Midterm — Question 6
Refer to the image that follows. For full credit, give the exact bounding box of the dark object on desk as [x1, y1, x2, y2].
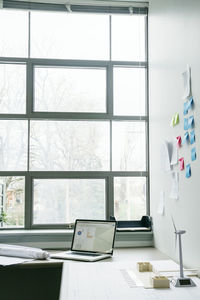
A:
[0, 262, 63, 300]
[110, 215, 152, 232]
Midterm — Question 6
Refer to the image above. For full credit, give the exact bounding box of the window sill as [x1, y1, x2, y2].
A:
[0, 229, 153, 249]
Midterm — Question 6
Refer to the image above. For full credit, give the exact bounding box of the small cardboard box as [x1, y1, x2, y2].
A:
[151, 276, 170, 288]
[137, 262, 153, 272]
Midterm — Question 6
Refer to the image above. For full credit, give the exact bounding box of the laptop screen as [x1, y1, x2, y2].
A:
[71, 220, 116, 254]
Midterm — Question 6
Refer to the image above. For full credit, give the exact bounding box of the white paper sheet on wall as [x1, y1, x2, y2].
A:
[182, 64, 191, 100]
[157, 190, 165, 215]
[170, 171, 179, 200]
[169, 138, 178, 166]
[160, 141, 171, 172]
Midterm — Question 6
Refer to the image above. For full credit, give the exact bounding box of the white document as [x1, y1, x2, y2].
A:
[151, 259, 198, 277]
[0, 255, 33, 266]
[160, 141, 171, 172]
[157, 190, 165, 215]
[169, 139, 178, 166]
[151, 259, 180, 273]
[170, 171, 179, 200]
[0, 244, 49, 260]
[182, 64, 191, 100]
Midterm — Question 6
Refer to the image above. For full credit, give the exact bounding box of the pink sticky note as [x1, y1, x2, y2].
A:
[176, 136, 182, 147]
[179, 157, 184, 170]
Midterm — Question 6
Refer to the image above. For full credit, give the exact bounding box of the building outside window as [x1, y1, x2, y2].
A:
[0, 3, 148, 229]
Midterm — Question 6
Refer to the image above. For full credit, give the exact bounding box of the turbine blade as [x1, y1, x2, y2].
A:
[175, 233, 177, 250]
[171, 216, 177, 232]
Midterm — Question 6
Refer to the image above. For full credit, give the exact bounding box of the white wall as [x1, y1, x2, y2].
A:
[149, 0, 200, 269]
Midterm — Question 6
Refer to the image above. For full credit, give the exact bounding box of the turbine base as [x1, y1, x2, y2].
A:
[173, 277, 196, 287]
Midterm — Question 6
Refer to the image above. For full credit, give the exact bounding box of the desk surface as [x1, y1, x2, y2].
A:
[57, 247, 200, 300]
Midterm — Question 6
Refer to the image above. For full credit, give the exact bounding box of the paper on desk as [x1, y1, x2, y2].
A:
[182, 64, 191, 100]
[158, 270, 198, 278]
[160, 141, 171, 172]
[170, 171, 179, 200]
[0, 256, 33, 266]
[151, 260, 180, 273]
[151, 259, 198, 277]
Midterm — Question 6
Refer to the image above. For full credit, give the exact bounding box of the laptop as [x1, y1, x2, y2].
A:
[51, 219, 117, 262]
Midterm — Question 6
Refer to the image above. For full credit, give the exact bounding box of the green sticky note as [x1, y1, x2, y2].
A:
[170, 113, 179, 127]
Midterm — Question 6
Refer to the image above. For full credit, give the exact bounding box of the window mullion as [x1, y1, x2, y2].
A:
[25, 173, 32, 229]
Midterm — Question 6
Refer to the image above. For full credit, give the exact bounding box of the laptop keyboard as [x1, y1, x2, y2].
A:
[69, 252, 101, 257]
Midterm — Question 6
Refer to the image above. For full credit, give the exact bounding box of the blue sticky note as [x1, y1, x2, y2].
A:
[188, 115, 194, 129]
[183, 102, 188, 115]
[184, 118, 188, 130]
[182, 132, 189, 144]
[190, 130, 195, 144]
[191, 147, 196, 161]
[183, 97, 194, 115]
[186, 164, 191, 178]
[188, 97, 194, 109]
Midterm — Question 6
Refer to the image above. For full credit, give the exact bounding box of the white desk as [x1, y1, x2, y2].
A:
[57, 247, 200, 300]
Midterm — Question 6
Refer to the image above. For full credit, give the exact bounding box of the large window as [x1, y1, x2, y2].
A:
[0, 5, 148, 229]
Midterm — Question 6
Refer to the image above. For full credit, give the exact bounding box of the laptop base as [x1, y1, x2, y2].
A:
[51, 251, 111, 262]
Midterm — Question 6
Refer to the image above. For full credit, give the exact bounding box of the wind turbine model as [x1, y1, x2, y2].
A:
[172, 218, 196, 287]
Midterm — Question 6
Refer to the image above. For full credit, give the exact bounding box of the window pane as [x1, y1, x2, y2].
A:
[114, 177, 146, 220]
[33, 179, 105, 224]
[113, 67, 146, 116]
[0, 177, 25, 228]
[0, 120, 28, 171]
[31, 11, 109, 60]
[112, 15, 145, 61]
[34, 67, 106, 113]
[112, 121, 146, 171]
[0, 64, 26, 114]
[0, 10, 28, 57]
[30, 121, 109, 171]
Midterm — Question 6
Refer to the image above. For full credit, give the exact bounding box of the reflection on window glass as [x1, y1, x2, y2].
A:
[112, 121, 146, 171]
[0, 120, 28, 171]
[0, 10, 28, 57]
[0, 64, 26, 114]
[112, 15, 145, 61]
[114, 67, 146, 116]
[33, 179, 105, 224]
[31, 11, 109, 60]
[0, 177, 25, 228]
[34, 67, 106, 112]
[114, 177, 146, 220]
[30, 121, 110, 171]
